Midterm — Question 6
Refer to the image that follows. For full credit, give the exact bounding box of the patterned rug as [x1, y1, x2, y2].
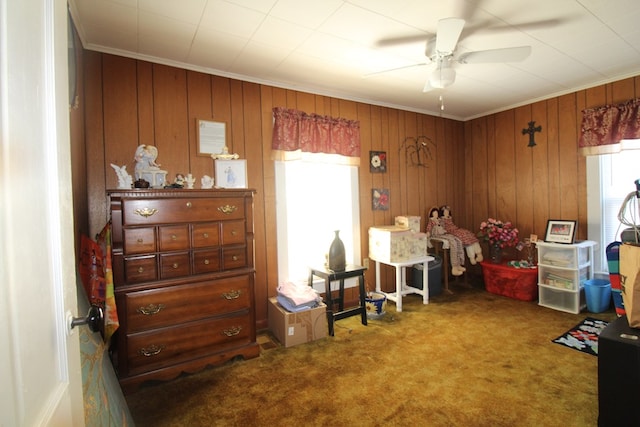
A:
[552, 317, 609, 356]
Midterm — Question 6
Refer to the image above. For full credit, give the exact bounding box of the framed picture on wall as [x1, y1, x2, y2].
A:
[544, 220, 577, 244]
[372, 188, 389, 211]
[215, 159, 247, 188]
[370, 151, 387, 173]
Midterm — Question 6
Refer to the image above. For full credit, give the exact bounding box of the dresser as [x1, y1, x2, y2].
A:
[107, 189, 260, 392]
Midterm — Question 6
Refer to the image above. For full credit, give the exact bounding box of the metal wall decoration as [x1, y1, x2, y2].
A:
[399, 136, 435, 167]
[522, 121, 542, 147]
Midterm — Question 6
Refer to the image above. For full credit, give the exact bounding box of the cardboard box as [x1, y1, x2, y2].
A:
[395, 215, 421, 233]
[268, 297, 327, 348]
[369, 225, 427, 263]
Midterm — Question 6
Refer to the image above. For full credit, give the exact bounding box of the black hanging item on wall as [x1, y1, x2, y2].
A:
[328, 230, 346, 272]
[522, 121, 542, 147]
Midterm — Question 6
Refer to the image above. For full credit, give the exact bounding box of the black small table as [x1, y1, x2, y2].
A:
[308, 264, 367, 336]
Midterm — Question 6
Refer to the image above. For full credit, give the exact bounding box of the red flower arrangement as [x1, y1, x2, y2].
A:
[478, 218, 519, 248]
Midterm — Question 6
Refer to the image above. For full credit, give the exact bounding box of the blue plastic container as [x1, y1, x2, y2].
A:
[584, 279, 612, 313]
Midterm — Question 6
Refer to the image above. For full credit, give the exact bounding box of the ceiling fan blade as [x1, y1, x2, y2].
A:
[375, 33, 431, 48]
[363, 62, 430, 78]
[435, 18, 465, 54]
[458, 46, 532, 64]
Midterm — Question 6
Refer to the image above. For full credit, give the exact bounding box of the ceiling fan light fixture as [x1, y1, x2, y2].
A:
[429, 67, 455, 89]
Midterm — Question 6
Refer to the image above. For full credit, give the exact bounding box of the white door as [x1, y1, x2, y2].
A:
[0, 0, 84, 426]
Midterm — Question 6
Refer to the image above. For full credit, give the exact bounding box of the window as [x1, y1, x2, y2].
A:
[587, 143, 640, 273]
[275, 159, 361, 291]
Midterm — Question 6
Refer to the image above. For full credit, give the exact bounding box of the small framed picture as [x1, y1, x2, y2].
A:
[544, 220, 577, 244]
[215, 159, 247, 188]
[370, 151, 387, 173]
[372, 188, 389, 211]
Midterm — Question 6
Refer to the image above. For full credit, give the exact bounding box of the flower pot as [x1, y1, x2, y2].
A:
[365, 292, 387, 319]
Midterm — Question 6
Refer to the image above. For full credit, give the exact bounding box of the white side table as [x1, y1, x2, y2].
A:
[372, 255, 434, 312]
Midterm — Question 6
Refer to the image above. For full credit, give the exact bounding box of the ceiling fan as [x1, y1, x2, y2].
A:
[375, 17, 532, 92]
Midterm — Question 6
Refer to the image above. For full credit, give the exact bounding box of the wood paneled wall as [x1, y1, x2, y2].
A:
[463, 76, 640, 257]
[81, 51, 639, 329]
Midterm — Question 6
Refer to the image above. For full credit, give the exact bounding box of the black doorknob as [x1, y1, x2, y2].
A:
[70, 305, 103, 333]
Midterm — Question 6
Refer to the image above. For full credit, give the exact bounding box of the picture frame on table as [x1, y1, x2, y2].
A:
[215, 159, 247, 188]
[544, 220, 577, 244]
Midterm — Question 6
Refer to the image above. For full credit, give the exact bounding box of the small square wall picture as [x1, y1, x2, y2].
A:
[370, 151, 387, 173]
[372, 188, 389, 211]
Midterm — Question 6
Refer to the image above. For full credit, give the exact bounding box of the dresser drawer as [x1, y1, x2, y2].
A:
[122, 197, 245, 225]
[222, 247, 247, 269]
[193, 249, 221, 274]
[124, 256, 157, 283]
[192, 222, 220, 248]
[158, 225, 189, 251]
[125, 313, 252, 375]
[123, 227, 156, 254]
[159, 252, 190, 279]
[221, 220, 245, 245]
[123, 274, 252, 333]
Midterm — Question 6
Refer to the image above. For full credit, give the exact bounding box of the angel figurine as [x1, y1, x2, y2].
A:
[110, 163, 133, 189]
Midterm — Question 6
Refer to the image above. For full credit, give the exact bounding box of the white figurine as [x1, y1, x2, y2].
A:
[134, 144, 160, 178]
[133, 144, 167, 188]
[201, 175, 214, 189]
[185, 173, 196, 189]
[110, 163, 133, 189]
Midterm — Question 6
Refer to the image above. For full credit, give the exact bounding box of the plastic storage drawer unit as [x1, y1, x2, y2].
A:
[538, 284, 586, 314]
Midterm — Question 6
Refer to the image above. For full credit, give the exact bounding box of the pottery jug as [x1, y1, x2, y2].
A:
[328, 230, 346, 271]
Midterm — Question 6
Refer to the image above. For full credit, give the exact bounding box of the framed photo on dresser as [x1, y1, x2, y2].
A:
[215, 159, 247, 188]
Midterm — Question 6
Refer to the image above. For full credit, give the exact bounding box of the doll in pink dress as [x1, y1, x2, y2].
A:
[425, 207, 466, 276]
[439, 205, 484, 265]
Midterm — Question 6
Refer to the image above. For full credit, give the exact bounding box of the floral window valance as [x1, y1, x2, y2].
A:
[579, 98, 640, 155]
[272, 107, 361, 165]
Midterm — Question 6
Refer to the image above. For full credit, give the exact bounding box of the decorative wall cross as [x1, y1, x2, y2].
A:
[522, 121, 542, 147]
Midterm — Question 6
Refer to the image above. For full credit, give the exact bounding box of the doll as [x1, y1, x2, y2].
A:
[425, 207, 466, 276]
[439, 205, 484, 265]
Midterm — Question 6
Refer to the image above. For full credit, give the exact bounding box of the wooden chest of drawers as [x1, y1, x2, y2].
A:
[108, 189, 260, 392]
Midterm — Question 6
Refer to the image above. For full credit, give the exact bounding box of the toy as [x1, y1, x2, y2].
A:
[425, 207, 466, 276]
[439, 205, 484, 265]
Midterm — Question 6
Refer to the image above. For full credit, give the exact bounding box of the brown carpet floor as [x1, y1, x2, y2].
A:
[125, 278, 617, 427]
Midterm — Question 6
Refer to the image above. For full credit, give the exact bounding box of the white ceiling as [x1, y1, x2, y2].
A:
[68, 0, 640, 120]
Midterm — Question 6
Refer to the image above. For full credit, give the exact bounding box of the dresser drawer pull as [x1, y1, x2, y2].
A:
[218, 205, 237, 215]
[171, 234, 177, 240]
[231, 230, 237, 236]
[139, 344, 165, 357]
[134, 207, 158, 218]
[186, 202, 192, 208]
[203, 232, 209, 238]
[172, 262, 179, 269]
[222, 326, 242, 337]
[137, 238, 144, 243]
[222, 290, 241, 300]
[232, 255, 238, 261]
[137, 266, 145, 273]
[203, 259, 210, 265]
[137, 303, 166, 316]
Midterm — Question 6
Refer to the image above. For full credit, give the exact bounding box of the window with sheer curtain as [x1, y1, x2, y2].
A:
[275, 160, 361, 289]
[586, 143, 640, 273]
[272, 107, 362, 290]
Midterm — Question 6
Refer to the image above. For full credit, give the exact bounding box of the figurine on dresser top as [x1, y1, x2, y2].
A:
[439, 205, 484, 265]
[134, 144, 168, 188]
[425, 207, 466, 276]
[110, 163, 133, 189]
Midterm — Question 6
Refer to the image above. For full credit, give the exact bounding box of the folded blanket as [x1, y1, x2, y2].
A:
[277, 281, 321, 306]
[276, 295, 319, 312]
